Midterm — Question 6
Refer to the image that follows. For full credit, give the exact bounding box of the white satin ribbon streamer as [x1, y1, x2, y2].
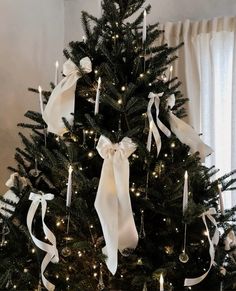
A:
[95, 135, 138, 275]
[147, 92, 171, 155]
[166, 94, 213, 162]
[184, 208, 219, 286]
[43, 57, 92, 135]
[27, 192, 59, 291]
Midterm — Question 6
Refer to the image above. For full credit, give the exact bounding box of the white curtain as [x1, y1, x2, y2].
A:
[157, 17, 236, 209]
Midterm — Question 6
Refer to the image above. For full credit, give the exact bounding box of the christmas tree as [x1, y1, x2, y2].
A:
[1, 0, 236, 290]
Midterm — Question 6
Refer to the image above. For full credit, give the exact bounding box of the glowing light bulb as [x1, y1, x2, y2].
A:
[118, 99, 122, 104]
[88, 152, 94, 158]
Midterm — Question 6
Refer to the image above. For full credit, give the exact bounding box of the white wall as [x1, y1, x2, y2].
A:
[0, 0, 64, 192]
[64, 0, 236, 44]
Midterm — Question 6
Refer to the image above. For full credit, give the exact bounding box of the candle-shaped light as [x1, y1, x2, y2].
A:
[142, 9, 147, 44]
[95, 77, 101, 115]
[218, 183, 225, 215]
[54, 61, 59, 86]
[66, 165, 73, 207]
[169, 65, 173, 81]
[160, 273, 164, 291]
[38, 86, 44, 115]
[82, 36, 86, 43]
[183, 171, 188, 214]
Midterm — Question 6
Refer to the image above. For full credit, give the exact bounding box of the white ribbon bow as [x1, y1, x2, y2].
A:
[27, 192, 59, 291]
[95, 135, 138, 275]
[224, 230, 236, 251]
[184, 208, 219, 286]
[167, 94, 213, 162]
[147, 92, 171, 155]
[43, 57, 92, 135]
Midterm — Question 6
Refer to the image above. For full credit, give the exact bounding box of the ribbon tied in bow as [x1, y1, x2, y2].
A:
[184, 208, 219, 286]
[95, 135, 138, 275]
[27, 192, 59, 291]
[147, 92, 171, 156]
[43, 57, 92, 135]
[166, 94, 213, 162]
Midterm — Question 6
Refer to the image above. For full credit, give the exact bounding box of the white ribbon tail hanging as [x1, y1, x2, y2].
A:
[167, 94, 213, 162]
[184, 208, 219, 286]
[42, 57, 92, 136]
[27, 192, 59, 291]
[95, 135, 138, 275]
[147, 92, 171, 156]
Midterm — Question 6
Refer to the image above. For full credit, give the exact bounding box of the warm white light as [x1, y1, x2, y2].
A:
[88, 152, 94, 158]
[121, 86, 126, 91]
[118, 99, 122, 104]
[185, 171, 188, 180]
[38, 85, 42, 93]
[160, 273, 164, 291]
[203, 230, 209, 236]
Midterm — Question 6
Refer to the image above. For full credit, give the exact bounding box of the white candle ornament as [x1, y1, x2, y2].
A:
[95, 77, 101, 115]
[183, 171, 188, 213]
[218, 183, 225, 215]
[54, 61, 59, 86]
[82, 36, 86, 42]
[169, 65, 173, 81]
[66, 166, 73, 207]
[142, 10, 147, 44]
[160, 273, 164, 291]
[38, 86, 44, 115]
[95, 135, 138, 275]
